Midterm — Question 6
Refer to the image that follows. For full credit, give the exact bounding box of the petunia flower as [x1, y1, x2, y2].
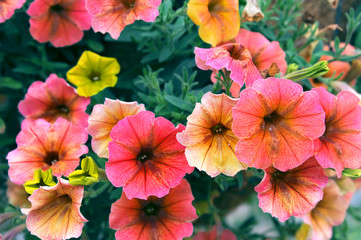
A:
[312, 87, 361, 177]
[187, 0, 240, 46]
[22, 178, 87, 240]
[106, 111, 194, 199]
[87, 98, 145, 158]
[18, 74, 90, 129]
[203, 28, 287, 97]
[6, 180, 31, 208]
[109, 179, 197, 240]
[302, 180, 352, 240]
[86, 0, 162, 40]
[0, 0, 26, 23]
[7, 118, 88, 185]
[255, 157, 328, 222]
[232, 78, 325, 171]
[177, 92, 247, 177]
[67, 51, 121, 97]
[27, 0, 92, 47]
[195, 43, 262, 91]
[193, 225, 237, 240]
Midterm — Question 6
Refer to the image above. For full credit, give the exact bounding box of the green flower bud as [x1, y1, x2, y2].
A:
[23, 168, 56, 194]
[68, 156, 99, 186]
[282, 61, 329, 82]
[342, 168, 361, 178]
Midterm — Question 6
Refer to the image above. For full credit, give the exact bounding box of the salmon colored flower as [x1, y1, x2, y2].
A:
[194, 226, 237, 240]
[6, 180, 31, 208]
[86, 0, 162, 40]
[255, 157, 328, 222]
[22, 178, 87, 240]
[195, 43, 262, 92]
[232, 78, 325, 171]
[204, 29, 287, 97]
[0, 0, 26, 23]
[18, 74, 90, 129]
[109, 179, 197, 240]
[7, 118, 88, 185]
[233, 29, 288, 74]
[187, 0, 240, 46]
[302, 180, 351, 240]
[27, 0, 91, 47]
[87, 98, 145, 158]
[177, 92, 247, 177]
[67, 51, 121, 97]
[106, 111, 193, 199]
[312, 87, 361, 177]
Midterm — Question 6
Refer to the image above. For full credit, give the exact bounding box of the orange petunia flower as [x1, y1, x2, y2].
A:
[177, 92, 247, 177]
[22, 178, 87, 240]
[187, 0, 240, 46]
[302, 180, 352, 240]
[87, 98, 145, 158]
[255, 157, 328, 222]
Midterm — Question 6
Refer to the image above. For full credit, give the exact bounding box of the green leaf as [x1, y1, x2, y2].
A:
[164, 95, 194, 112]
[87, 40, 105, 53]
[0, 77, 23, 89]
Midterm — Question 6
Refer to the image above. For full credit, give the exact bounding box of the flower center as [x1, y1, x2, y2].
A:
[123, 0, 136, 8]
[88, 72, 101, 82]
[227, 44, 247, 60]
[212, 124, 227, 134]
[44, 151, 59, 166]
[137, 150, 152, 163]
[143, 202, 161, 216]
[264, 112, 281, 126]
[56, 104, 70, 115]
[208, 0, 220, 13]
[50, 4, 64, 13]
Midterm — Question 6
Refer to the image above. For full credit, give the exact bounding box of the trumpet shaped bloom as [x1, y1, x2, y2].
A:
[7, 118, 88, 185]
[86, 0, 162, 40]
[22, 178, 87, 240]
[106, 111, 194, 199]
[177, 92, 247, 177]
[195, 43, 262, 90]
[27, 0, 91, 47]
[67, 51, 121, 97]
[187, 0, 240, 46]
[312, 87, 361, 177]
[194, 226, 237, 240]
[87, 98, 145, 158]
[232, 78, 325, 171]
[18, 74, 90, 129]
[255, 157, 328, 222]
[302, 180, 351, 240]
[0, 0, 26, 23]
[109, 179, 197, 240]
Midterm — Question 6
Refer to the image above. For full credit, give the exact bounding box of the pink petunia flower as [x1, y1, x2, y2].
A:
[22, 178, 87, 240]
[86, 0, 162, 40]
[0, 0, 26, 23]
[255, 157, 328, 222]
[302, 180, 352, 240]
[87, 98, 145, 159]
[233, 29, 287, 74]
[109, 179, 197, 240]
[193, 225, 237, 240]
[232, 78, 325, 171]
[195, 43, 262, 91]
[312, 87, 361, 177]
[106, 111, 194, 199]
[18, 74, 90, 129]
[27, 0, 92, 47]
[7, 118, 88, 185]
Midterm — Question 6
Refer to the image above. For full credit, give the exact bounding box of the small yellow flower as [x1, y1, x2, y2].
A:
[67, 51, 121, 97]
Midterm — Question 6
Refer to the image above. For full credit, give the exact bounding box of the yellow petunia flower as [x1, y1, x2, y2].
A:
[67, 51, 121, 97]
[187, 0, 240, 46]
